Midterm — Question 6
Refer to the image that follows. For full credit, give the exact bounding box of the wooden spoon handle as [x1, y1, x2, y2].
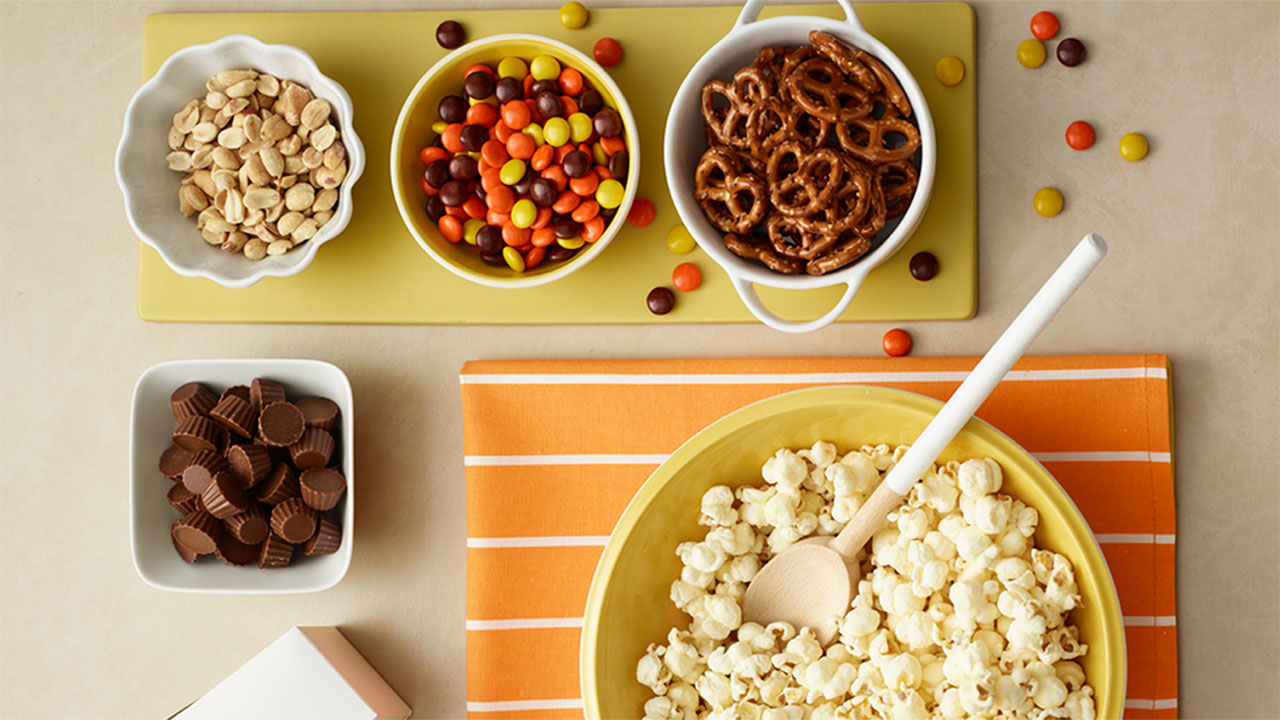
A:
[829, 480, 903, 558]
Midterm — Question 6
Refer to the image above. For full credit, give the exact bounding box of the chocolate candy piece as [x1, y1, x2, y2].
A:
[424, 159, 450, 188]
[159, 444, 193, 481]
[201, 471, 251, 519]
[173, 415, 223, 452]
[214, 535, 262, 567]
[512, 173, 534, 196]
[909, 252, 939, 281]
[480, 251, 506, 266]
[295, 396, 339, 431]
[167, 482, 201, 515]
[449, 154, 479, 181]
[593, 108, 622, 138]
[459, 125, 488, 153]
[172, 520, 199, 563]
[173, 509, 221, 554]
[545, 244, 578, 263]
[562, 150, 591, 178]
[530, 79, 560, 97]
[529, 177, 558, 207]
[476, 224, 505, 255]
[258, 402, 305, 447]
[439, 180, 468, 207]
[271, 498, 317, 543]
[303, 515, 343, 556]
[255, 463, 300, 504]
[219, 385, 250, 404]
[223, 503, 269, 545]
[535, 92, 563, 120]
[299, 467, 347, 511]
[258, 533, 294, 569]
[290, 428, 335, 470]
[553, 219, 581, 239]
[647, 287, 675, 315]
[578, 88, 603, 116]
[1056, 37, 1086, 66]
[438, 94, 467, 124]
[170, 382, 217, 423]
[249, 378, 287, 413]
[495, 76, 523, 104]
[425, 195, 447, 222]
[607, 150, 629, 183]
[464, 70, 494, 100]
[182, 450, 228, 494]
[210, 394, 256, 438]
[435, 20, 465, 49]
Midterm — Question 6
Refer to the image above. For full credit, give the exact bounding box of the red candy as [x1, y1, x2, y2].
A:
[627, 198, 656, 227]
[1030, 11, 1060, 40]
[593, 37, 622, 67]
[1065, 120, 1095, 150]
[882, 329, 912, 357]
[672, 263, 701, 292]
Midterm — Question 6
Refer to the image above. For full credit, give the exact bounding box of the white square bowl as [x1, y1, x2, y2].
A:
[131, 359, 354, 593]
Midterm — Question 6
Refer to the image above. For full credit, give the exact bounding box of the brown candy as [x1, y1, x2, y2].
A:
[258, 533, 294, 569]
[258, 402, 305, 447]
[295, 396, 340, 431]
[170, 382, 217, 423]
[299, 467, 347, 511]
[172, 520, 199, 563]
[223, 503, 270, 545]
[219, 385, 250, 404]
[201, 471, 251, 519]
[249, 378, 287, 412]
[289, 428, 335, 470]
[173, 509, 221, 555]
[158, 444, 193, 481]
[172, 415, 223, 453]
[210, 394, 257, 438]
[215, 535, 263, 567]
[270, 498, 317, 543]
[167, 482, 202, 515]
[255, 463, 300, 505]
[181, 450, 228, 495]
[303, 515, 343, 556]
[227, 444, 272, 489]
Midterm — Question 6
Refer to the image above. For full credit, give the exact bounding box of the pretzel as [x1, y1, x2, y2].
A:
[807, 233, 872, 275]
[855, 50, 911, 116]
[877, 159, 919, 218]
[724, 233, 806, 274]
[849, 179, 887, 239]
[731, 66, 775, 107]
[695, 148, 768, 233]
[766, 142, 845, 218]
[767, 214, 836, 260]
[835, 113, 921, 164]
[809, 31, 881, 94]
[792, 155, 874, 237]
[701, 81, 750, 149]
[747, 101, 832, 158]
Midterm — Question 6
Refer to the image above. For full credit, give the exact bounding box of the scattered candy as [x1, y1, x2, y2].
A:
[1030, 11, 1060, 40]
[666, 225, 696, 254]
[628, 198, 656, 227]
[436, 20, 465, 49]
[1033, 187, 1064, 217]
[647, 287, 675, 315]
[1017, 39, 1046, 68]
[1065, 120, 1095, 150]
[909, 252, 939, 281]
[1056, 37, 1086, 66]
[672, 263, 702, 292]
[934, 56, 965, 86]
[1118, 132, 1148, 161]
[594, 37, 623, 67]
[559, 1, 589, 29]
[882, 329, 912, 357]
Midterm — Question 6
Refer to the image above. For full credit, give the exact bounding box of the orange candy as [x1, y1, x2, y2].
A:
[542, 165, 569, 191]
[481, 140, 510, 167]
[600, 135, 625, 155]
[555, 144, 575, 163]
[532, 206, 553, 229]
[486, 184, 515, 213]
[571, 200, 600, 223]
[552, 189, 580, 214]
[525, 246, 546, 270]
[522, 74, 535, 97]
[569, 173, 599, 196]
[438, 215, 464, 243]
[466, 102, 498, 127]
[593, 165, 611, 181]
[627, 198, 655, 227]
[582, 215, 606, 242]
[502, 223, 531, 247]
[420, 146, 449, 165]
[465, 63, 495, 78]
[420, 176, 439, 196]
[441, 124, 465, 153]
[882, 328, 912, 357]
[560, 96, 579, 116]
[530, 144, 556, 172]
[494, 121, 517, 143]
[462, 196, 487, 219]
[445, 205, 468, 219]
[558, 68, 584, 96]
[531, 227, 557, 247]
[506, 132, 536, 160]
[486, 209, 510, 226]
[672, 262, 702, 291]
[480, 168, 503, 193]
[501, 101, 532, 130]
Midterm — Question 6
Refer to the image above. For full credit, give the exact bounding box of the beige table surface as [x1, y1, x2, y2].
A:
[1, 0, 1277, 718]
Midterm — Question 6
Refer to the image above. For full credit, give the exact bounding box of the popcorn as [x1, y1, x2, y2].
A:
[637, 444, 1095, 720]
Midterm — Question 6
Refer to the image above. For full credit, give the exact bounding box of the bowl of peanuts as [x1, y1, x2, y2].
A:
[664, 0, 937, 332]
[581, 385, 1126, 719]
[391, 34, 639, 288]
[116, 34, 364, 289]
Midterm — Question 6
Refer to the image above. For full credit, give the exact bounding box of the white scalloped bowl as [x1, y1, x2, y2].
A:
[116, 34, 365, 289]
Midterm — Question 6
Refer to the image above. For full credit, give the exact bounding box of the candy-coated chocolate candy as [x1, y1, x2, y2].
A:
[476, 224, 504, 254]
[666, 225, 695, 254]
[1030, 11, 1059, 40]
[592, 108, 622, 138]
[510, 199, 537, 229]
[430, 120, 449, 134]
[436, 20, 464, 49]
[499, 158, 527, 185]
[543, 117, 571, 147]
[1033, 187, 1063, 217]
[909, 252, 939, 281]
[560, 1, 588, 29]
[464, 71, 494, 100]
[536, 92, 563, 119]
[462, 218, 485, 245]
[595, 178, 624, 209]
[530, 55, 561, 81]
[521, 122, 545, 147]
[1017, 39, 1046, 68]
[562, 150, 591, 178]
[1118, 132, 1148, 161]
[882, 329, 912, 357]
[568, 112, 593, 143]
[628, 198, 655, 227]
[934, 56, 965, 86]
[672, 263, 702, 292]
[438, 95, 467, 124]
[530, 178, 558, 207]
[557, 236, 585, 250]
[594, 37, 622, 67]
[1056, 37, 1086, 66]
[495, 76, 523, 103]
[646, 287, 675, 315]
[459, 125, 488, 152]
[497, 56, 528, 80]
[578, 88, 603, 116]
[502, 245, 525, 272]
[1065, 121, 1095, 150]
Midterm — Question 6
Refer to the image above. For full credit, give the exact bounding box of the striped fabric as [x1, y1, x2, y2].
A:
[460, 355, 1177, 719]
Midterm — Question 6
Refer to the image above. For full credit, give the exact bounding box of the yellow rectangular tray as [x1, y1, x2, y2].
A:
[138, 3, 975, 324]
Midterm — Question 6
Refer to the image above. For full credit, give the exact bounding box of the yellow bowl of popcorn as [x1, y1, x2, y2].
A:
[581, 385, 1125, 719]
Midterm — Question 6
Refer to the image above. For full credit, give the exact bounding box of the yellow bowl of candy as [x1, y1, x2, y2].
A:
[391, 34, 639, 289]
[581, 385, 1125, 719]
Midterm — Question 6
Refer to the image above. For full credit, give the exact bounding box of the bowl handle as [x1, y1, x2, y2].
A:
[735, 0, 865, 31]
[729, 275, 862, 333]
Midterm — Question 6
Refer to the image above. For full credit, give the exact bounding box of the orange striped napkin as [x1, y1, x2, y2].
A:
[460, 355, 1177, 719]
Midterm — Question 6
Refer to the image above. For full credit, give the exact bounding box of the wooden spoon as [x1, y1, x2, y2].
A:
[742, 234, 1108, 645]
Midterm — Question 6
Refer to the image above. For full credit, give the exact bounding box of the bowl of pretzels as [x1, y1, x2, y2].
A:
[664, 0, 935, 333]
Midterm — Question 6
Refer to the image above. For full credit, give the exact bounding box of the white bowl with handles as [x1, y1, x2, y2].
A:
[663, 0, 936, 333]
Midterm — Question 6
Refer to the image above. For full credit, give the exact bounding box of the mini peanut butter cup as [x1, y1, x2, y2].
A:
[215, 535, 263, 567]
[210, 394, 257, 438]
[158, 444, 193, 481]
[299, 467, 346, 511]
[173, 509, 221, 554]
[250, 378, 287, 412]
[258, 402, 305, 447]
[255, 463, 299, 504]
[170, 382, 217, 423]
[258, 533, 294, 569]
[270, 497, 317, 543]
[172, 415, 223, 453]
[223, 502, 269, 544]
[172, 520, 199, 563]
[181, 450, 229, 495]
[289, 428, 335, 470]
[227, 444, 272, 489]
[220, 385, 250, 404]
[303, 514, 343, 556]
[296, 396, 340, 431]
[201, 471, 251, 519]
[167, 482, 202, 515]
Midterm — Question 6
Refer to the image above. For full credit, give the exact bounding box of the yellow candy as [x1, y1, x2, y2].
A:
[1118, 132, 1149, 162]
[666, 225, 696, 254]
[500, 158, 527, 185]
[1033, 187, 1063, 217]
[463, 151, 481, 160]
[468, 96, 499, 108]
[502, 246, 526, 272]
[595, 178, 625, 209]
[510, 199, 537, 228]
[497, 57, 528, 80]
[591, 142, 608, 166]
[543, 117, 571, 147]
[559, 1, 588, 29]
[522, 122, 545, 146]
[557, 237, 585, 250]
[568, 112, 593, 143]
[1017, 39, 1046, 68]
[463, 218, 486, 245]
[935, 55, 965, 86]
[431, 120, 449, 134]
[530, 55, 561, 81]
